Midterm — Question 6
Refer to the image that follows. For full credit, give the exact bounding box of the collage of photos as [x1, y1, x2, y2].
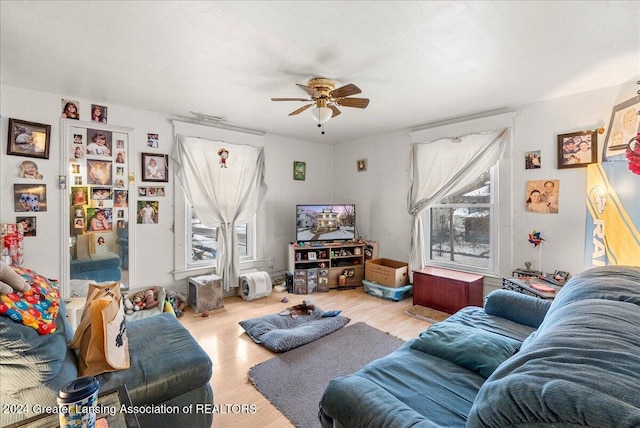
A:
[69, 127, 129, 260]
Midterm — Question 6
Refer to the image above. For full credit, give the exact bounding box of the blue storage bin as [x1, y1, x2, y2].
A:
[363, 279, 412, 301]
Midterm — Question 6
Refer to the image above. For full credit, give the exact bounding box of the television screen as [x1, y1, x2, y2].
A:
[296, 204, 356, 242]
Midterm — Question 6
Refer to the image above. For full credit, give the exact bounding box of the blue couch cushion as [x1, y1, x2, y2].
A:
[0, 299, 76, 393]
[547, 265, 640, 316]
[411, 323, 520, 378]
[95, 313, 212, 406]
[484, 288, 551, 328]
[319, 306, 538, 428]
[468, 299, 640, 427]
[0, 301, 79, 426]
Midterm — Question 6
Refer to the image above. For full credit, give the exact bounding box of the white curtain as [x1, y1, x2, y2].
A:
[408, 129, 507, 273]
[172, 135, 267, 290]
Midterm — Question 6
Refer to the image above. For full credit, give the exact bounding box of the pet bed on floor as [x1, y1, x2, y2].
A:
[239, 305, 350, 352]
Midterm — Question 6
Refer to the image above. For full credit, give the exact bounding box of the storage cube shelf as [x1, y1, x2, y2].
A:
[288, 242, 365, 291]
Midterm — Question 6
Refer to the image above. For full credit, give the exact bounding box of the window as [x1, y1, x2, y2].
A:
[424, 165, 497, 273]
[187, 205, 254, 267]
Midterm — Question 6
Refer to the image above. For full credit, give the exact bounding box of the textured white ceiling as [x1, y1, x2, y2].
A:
[1, 1, 639, 143]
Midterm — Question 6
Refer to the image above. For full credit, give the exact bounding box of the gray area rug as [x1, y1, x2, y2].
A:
[248, 322, 405, 428]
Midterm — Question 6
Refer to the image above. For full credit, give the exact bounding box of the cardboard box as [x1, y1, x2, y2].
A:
[365, 258, 409, 288]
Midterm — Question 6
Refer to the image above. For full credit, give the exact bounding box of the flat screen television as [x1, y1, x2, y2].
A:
[296, 204, 356, 242]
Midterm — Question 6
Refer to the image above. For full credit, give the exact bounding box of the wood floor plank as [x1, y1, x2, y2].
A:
[180, 287, 432, 427]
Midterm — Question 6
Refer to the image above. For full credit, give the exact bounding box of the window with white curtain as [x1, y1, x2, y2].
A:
[408, 112, 514, 277]
[423, 164, 497, 272]
[187, 204, 254, 267]
[171, 120, 266, 283]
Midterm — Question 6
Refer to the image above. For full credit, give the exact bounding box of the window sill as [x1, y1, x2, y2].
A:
[172, 257, 273, 281]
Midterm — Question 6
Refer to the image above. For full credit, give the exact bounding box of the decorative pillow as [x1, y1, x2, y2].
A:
[0, 267, 60, 334]
[410, 323, 520, 378]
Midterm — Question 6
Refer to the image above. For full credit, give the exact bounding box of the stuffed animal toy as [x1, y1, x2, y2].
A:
[123, 295, 135, 315]
[144, 288, 159, 309]
[165, 290, 185, 317]
[0, 261, 31, 295]
[280, 300, 316, 318]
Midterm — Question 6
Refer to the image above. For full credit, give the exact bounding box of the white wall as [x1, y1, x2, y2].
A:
[0, 84, 332, 291]
[333, 81, 638, 278]
[2, 79, 637, 290]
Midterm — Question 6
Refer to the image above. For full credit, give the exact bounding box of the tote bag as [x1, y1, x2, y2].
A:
[69, 282, 130, 376]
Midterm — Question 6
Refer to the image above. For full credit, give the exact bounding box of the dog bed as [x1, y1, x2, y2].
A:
[239, 305, 350, 352]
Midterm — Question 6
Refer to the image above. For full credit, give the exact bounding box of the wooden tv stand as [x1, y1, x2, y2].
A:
[288, 242, 365, 290]
[412, 267, 484, 314]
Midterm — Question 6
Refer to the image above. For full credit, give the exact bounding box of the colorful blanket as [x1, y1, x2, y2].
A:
[0, 267, 60, 334]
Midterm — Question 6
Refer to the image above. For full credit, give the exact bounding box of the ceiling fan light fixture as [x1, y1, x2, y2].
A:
[310, 106, 333, 124]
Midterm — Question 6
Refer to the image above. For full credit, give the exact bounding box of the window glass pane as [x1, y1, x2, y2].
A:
[190, 208, 248, 264]
[429, 207, 491, 268]
[439, 171, 491, 204]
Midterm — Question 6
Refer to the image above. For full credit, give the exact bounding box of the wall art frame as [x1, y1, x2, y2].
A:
[7, 118, 51, 159]
[601, 96, 640, 161]
[141, 153, 169, 182]
[557, 129, 597, 169]
[14, 183, 47, 212]
[293, 161, 306, 181]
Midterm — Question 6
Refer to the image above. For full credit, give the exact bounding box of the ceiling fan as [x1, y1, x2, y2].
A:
[271, 78, 369, 125]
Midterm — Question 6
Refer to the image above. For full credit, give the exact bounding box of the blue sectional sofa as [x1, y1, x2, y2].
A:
[1, 298, 214, 427]
[319, 265, 640, 427]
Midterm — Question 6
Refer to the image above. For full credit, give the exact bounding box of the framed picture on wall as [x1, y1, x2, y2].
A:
[14, 183, 47, 212]
[293, 161, 306, 181]
[141, 153, 169, 182]
[16, 216, 37, 237]
[602, 97, 640, 161]
[557, 130, 597, 169]
[7, 118, 51, 159]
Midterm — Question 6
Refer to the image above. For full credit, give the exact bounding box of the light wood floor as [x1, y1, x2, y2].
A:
[179, 287, 433, 427]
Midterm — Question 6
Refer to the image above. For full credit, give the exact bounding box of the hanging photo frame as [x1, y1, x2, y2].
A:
[602, 97, 640, 161]
[557, 130, 597, 169]
[141, 153, 169, 182]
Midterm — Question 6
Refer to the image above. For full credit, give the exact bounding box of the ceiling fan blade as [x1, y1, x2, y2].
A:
[335, 97, 369, 109]
[289, 104, 314, 116]
[271, 97, 311, 101]
[329, 105, 341, 117]
[331, 83, 361, 98]
[296, 84, 316, 97]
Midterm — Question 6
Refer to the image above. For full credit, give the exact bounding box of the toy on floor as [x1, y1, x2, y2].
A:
[123, 287, 160, 314]
[279, 300, 315, 318]
[166, 290, 186, 318]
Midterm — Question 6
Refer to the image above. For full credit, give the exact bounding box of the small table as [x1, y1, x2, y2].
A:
[502, 276, 561, 300]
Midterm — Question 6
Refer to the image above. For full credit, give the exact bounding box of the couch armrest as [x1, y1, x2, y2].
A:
[484, 289, 551, 328]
